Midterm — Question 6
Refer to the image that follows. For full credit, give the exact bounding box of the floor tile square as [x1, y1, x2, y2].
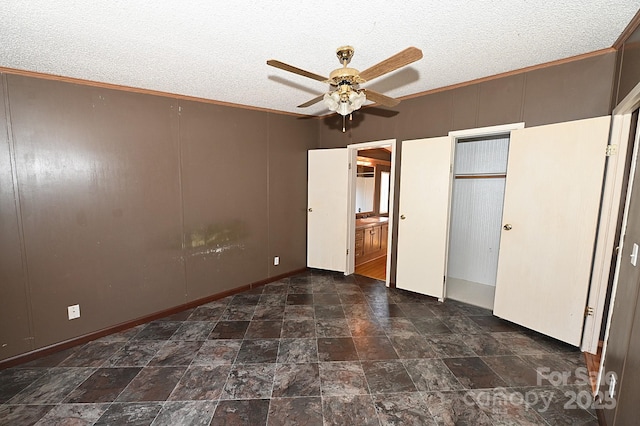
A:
[35, 403, 109, 425]
[0, 368, 48, 403]
[168, 365, 231, 400]
[268, 396, 323, 426]
[192, 340, 242, 366]
[253, 305, 285, 320]
[286, 293, 314, 305]
[245, 320, 282, 338]
[353, 336, 398, 360]
[317, 337, 359, 362]
[116, 366, 185, 402]
[272, 363, 320, 397]
[94, 402, 163, 426]
[277, 338, 318, 363]
[314, 304, 345, 319]
[209, 321, 249, 339]
[58, 341, 125, 367]
[322, 394, 379, 425]
[373, 392, 437, 425]
[170, 321, 215, 341]
[483, 355, 540, 387]
[426, 334, 477, 358]
[253, 305, 285, 321]
[424, 390, 493, 425]
[133, 321, 181, 340]
[9, 367, 95, 404]
[0, 404, 57, 426]
[64, 367, 141, 403]
[315, 319, 351, 337]
[281, 319, 316, 338]
[461, 333, 514, 356]
[313, 293, 342, 305]
[403, 359, 463, 391]
[235, 339, 279, 364]
[410, 317, 452, 335]
[443, 357, 508, 389]
[319, 362, 369, 396]
[284, 305, 315, 320]
[147, 341, 203, 366]
[153, 400, 217, 426]
[389, 335, 438, 359]
[187, 305, 226, 321]
[349, 318, 387, 337]
[221, 364, 275, 399]
[211, 399, 269, 425]
[361, 360, 417, 394]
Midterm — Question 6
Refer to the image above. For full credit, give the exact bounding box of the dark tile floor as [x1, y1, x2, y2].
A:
[0, 270, 598, 425]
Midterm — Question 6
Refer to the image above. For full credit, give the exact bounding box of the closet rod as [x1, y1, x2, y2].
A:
[455, 174, 506, 179]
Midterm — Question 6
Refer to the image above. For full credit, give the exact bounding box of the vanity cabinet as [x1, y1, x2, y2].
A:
[355, 218, 389, 266]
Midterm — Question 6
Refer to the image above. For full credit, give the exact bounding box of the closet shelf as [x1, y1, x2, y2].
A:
[454, 173, 506, 179]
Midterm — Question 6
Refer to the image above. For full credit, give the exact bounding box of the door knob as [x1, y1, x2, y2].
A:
[308, 208, 313, 212]
[400, 214, 406, 220]
[503, 224, 512, 231]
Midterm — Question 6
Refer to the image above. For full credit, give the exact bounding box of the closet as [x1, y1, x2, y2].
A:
[446, 135, 510, 310]
[396, 117, 610, 346]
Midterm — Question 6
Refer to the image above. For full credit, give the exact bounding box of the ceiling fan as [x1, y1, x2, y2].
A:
[267, 46, 423, 119]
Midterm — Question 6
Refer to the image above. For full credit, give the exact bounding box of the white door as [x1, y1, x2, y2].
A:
[494, 116, 611, 346]
[307, 149, 349, 272]
[396, 136, 452, 298]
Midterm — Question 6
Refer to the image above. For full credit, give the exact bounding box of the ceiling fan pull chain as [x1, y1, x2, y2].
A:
[342, 115, 346, 133]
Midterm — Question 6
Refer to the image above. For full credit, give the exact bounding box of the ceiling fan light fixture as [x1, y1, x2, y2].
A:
[323, 86, 366, 116]
[349, 90, 367, 110]
[323, 92, 340, 112]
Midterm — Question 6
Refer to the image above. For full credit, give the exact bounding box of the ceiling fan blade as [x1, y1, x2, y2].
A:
[363, 89, 400, 107]
[359, 47, 423, 82]
[267, 59, 328, 82]
[298, 94, 324, 108]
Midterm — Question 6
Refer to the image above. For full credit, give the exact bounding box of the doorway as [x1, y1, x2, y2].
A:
[353, 146, 392, 280]
[445, 134, 510, 310]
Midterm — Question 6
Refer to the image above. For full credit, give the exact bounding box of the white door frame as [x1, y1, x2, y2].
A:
[346, 139, 396, 284]
[583, 108, 635, 353]
[597, 81, 640, 391]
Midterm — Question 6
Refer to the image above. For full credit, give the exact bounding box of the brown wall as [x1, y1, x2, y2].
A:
[0, 74, 317, 361]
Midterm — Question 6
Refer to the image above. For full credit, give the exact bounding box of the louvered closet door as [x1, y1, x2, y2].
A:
[494, 116, 611, 346]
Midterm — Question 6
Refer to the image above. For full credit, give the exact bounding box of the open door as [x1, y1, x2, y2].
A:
[307, 149, 349, 272]
[494, 116, 611, 346]
[396, 136, 452, 298]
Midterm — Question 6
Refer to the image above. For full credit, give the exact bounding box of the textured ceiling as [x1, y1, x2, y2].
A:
[0, 1, 638, 116]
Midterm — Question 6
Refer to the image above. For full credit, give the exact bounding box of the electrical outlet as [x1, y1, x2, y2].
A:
[274, 256, 280, 266]
[68, 304, 80, 320]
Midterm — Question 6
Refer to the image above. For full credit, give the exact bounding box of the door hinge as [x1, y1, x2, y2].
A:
[606, 144, 618, 156]
[585, 306, 595, 317]
[443, 276, 446, 284]
[349, 163, 352, 170]
[346, 249, 349, 255]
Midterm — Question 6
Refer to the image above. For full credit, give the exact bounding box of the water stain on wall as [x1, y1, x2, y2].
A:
[186, 220, 248, 257]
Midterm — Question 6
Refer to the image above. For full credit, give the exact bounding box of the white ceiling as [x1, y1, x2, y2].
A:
[0, 1, 638, 116]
